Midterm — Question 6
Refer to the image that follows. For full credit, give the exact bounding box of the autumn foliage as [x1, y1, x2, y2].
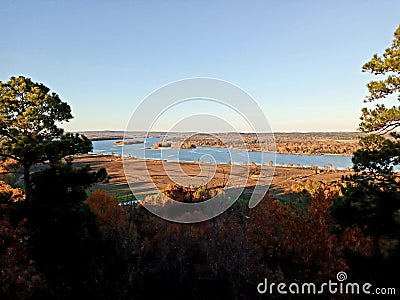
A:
[82, 185, 374, 299]
[0, 181, 25, 203]
[0, 219, 45, 299]
[0, 161, 378, 299]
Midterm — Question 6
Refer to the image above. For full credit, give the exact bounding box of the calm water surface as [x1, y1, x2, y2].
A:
[92, 138, 353, 170]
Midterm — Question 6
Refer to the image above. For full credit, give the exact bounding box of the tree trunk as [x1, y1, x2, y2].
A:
[23, 164, 32, 204]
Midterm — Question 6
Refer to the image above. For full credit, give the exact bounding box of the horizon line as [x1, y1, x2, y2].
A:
[71, 129, 362, 134]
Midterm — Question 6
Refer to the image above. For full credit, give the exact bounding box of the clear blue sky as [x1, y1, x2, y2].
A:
[1, 0, 399, 132]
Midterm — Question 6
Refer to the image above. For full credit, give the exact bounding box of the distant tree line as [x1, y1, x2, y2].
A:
[168, 132, 361, 155]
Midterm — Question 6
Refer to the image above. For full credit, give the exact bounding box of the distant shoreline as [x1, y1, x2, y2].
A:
[90, 137, 122, 141]
[84, 131, 361, 156]
[90, 139, 354, 157]
[142, 146, 353, 157]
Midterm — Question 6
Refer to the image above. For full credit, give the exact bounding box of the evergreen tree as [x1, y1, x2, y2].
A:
[331, 25, 400, 285]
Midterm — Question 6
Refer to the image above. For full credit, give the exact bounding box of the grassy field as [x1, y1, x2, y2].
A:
[73, 154, 351, 202]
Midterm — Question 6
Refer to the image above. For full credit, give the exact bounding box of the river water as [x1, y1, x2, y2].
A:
[92, 138, 353, 170]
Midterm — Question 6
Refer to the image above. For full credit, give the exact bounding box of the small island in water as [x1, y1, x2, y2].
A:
[114, 140, 143, 146]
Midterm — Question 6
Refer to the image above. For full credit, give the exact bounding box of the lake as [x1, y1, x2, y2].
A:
[92, 138, 353, 170]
